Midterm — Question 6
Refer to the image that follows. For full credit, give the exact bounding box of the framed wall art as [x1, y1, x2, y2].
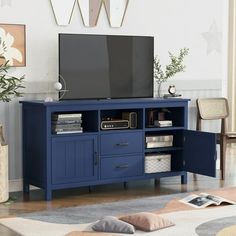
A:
[0, 24, 26, 67]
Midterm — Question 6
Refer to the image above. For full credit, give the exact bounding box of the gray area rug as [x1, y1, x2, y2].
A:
[20, 192, 189, 224]
[196, 216, 236, 236]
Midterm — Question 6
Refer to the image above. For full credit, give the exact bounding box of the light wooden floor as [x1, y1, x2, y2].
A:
[0, 145, 236, 235]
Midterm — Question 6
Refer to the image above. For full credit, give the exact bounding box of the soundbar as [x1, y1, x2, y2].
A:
[101, 120, 129, 130]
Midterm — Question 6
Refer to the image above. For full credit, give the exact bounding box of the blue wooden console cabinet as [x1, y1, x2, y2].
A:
[21, 98, 217, 200]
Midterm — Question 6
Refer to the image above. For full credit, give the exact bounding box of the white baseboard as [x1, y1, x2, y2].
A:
[9, 179, 22, 192]
[9, 179, 38, 192]
[9, 179, 23, 192]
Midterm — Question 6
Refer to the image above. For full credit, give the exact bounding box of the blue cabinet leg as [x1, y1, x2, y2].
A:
[123, 182, 128, 189]
[89, 186, 94, 193]
[181, 173, 187, 184]
[45, 190, 52, 201]
[154, 179, 160, 186]
[23, 181, 29, 194]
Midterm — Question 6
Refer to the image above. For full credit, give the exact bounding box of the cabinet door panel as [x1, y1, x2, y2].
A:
[183, 130, 216, 177]
[52, 135, 98, 184]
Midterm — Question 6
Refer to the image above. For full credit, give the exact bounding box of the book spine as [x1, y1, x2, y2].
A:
[52, 124, 82, 129]
[52, 120, 82, 125]
[53, 127, 83, 132]
[53, 113, 82, 119]
[157, 123, 172, 127]
[54, 130, 83, 134]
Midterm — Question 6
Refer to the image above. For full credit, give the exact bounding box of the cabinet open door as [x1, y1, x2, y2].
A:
[183, 130, 217, 177]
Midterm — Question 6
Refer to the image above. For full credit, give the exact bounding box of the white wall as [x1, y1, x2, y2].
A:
[0, 0, 227, 188]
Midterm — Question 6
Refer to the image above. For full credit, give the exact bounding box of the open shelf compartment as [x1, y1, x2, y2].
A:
[51, 110, 98, 134]
[100, 108, 143, 130]
[145, 130, 184, 151]
[145, 107, 185, 128]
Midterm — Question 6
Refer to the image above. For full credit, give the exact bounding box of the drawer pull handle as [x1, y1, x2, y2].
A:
[116, 164, 129, 169]
[116, 142, 129, 147]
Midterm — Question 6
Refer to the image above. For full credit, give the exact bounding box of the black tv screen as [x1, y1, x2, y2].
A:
[59, 34, 154, 100]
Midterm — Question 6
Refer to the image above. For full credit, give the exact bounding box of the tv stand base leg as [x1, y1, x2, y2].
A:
[23, 181, 29, 194]
[89, 186, 94, 193]
[181, 173, 187, 184]
[45, 190, 52, 201]
[154, 179, 160, 186]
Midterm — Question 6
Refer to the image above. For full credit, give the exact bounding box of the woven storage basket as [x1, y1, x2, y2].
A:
[0, 125, 9, 203]
[145, 154, 171, 173]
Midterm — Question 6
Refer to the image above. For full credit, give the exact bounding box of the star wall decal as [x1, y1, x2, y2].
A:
[202, 21, 222, 54]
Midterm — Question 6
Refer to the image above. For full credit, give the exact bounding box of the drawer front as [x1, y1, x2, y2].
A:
[101, 155, 143, 179]
[100, 132, 143, 155]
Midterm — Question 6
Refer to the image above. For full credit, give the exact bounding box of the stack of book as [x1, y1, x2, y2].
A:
[52, 113, 83, 134]
[146, 135, 173, 148]
[154, 120, 172, 127]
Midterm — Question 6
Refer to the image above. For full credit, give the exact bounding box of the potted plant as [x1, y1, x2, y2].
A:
[0, 25, 25, 202]
[0, 62, 25, 101]
[0, 61, 24, 203]
[154, 48, 189, 97]
[0, 62, 24, 203]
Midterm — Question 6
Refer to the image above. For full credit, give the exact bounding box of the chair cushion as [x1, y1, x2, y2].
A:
[65, 231, 122, 236]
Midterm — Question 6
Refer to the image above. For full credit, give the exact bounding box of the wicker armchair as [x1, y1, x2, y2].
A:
[196, 97, 236, 180]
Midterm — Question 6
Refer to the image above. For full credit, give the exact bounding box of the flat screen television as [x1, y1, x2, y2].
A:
[59, 34, 154, 100]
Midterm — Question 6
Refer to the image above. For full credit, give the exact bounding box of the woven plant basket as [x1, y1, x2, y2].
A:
[0, 125, 9, 203]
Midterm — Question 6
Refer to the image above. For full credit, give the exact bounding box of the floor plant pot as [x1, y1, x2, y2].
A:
[0, 124, 9, 203]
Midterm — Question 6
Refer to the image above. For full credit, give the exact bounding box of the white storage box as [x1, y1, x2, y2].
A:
[146, 135, 173, 148]
[146, 135, 173, 143]
[145, 154, 171, 173]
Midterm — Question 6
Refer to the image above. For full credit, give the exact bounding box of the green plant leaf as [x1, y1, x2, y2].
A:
[0, 61, 25, 102]
[154, 48, 189, 85]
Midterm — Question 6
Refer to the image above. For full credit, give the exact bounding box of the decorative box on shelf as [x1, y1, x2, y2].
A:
[154, 120, 172, 127]
[145, 154, 171, 173]
[146, 135, 173, 148]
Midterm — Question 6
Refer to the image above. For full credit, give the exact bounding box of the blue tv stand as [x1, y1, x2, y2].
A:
[21, 98, 216, 200]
